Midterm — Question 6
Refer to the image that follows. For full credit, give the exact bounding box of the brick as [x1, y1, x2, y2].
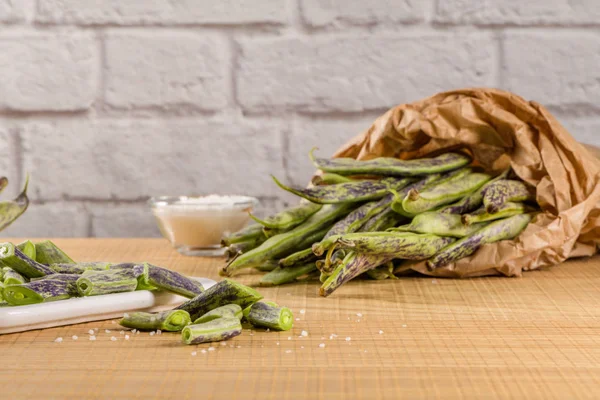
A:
[560, 119, 600, 147]
[104, 32, 228, 110]
[91, 204, 161, 238]
[435, 0, 600, 25]
[0, 122, 19, 198]
[0, 32, 96, 111]
[37, 0, 286, 25]
[237, 34, 494, 112]
[502, 33, 600, 108]
[22, 119, 283, 201]
[288, 116, 377, 186]
[0, 203, 88, 238]
[302, 0, 424, 27]
[0, 0, 26, 22]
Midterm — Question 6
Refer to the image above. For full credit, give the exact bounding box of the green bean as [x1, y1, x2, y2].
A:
[439, 169, 511, 214]
[120, 310, 191, 331]
[250, 202, 322, 231]
[0, 175, 29, 232]
[34, 240, 75, 265]
[279, 248, 317, 268]
[2, 267, 27, 285]
[182, 318, 242, 345]
[193, 304, 243, 324]
[390, 212, 488, 238]
[310, 150, 471, 177]
[402, 173, 492, 215]
[462, 202, 533, 225]
[272, 175, 412, 204]
[30, 273, 79, 295]
[254, 260, 280, 272]
[221, 224, 266, 247]
[483, 180, 536, 213]
[365, 262, 397, 280]
[49, 262, 112, 274]
[174, 279, 263, 321]
[320, 252, 393, 297]
[16, 240, 36, 260]
[259, 263, 317, 286]
[313, 232, 454, 261]
[3, 279, 72, 305]
[76, 269, 139, 296]
[0, 242, 54, 278]
[246, 301, 293, 331]
[427, 213, 533, 270]
[222, 203, 354, 276]
[359, 207, 404, 232]
[226, 234, 267, 261]
[311, 173, 357, 185]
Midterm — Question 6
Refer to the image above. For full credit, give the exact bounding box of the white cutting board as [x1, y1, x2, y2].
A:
[0, 277, 216, 335]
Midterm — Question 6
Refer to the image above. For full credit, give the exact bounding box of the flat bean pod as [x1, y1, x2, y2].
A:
[259, 263, 317, 286]
[402, 172, 492, 215]
[174, 279, 263, 321]
[120, 310, 191, 331]
[391, 212, 488, 238]
[359, 207, 404, 232]
[427, 213, 533, 270]
[50, 262, 112, 274]
[311, 173, 356, 185]
[193, 304, 243, 324]
[389, 174, 446, 217]
[222, 203, 354, 276]
[145, 264, 204, 298]
[279, 248, 317, 268]
[462, 202, 532, 225]
[246, 301, 293, 331]
[310, 150, 471, 177]
[3, 279, 72, 305]
[0, 242, 54, 278]
[34, 240, 75, 265]
[320, 252, 393, 297]
[221, 224, 266, 247]
[182, 318, 242, 345]
[439, 169, 510, 214]
[250, 202, 322, 230]
[483, 180, 536, 213]
[254, 260, 280, 272]
[272, 176, 412, 204]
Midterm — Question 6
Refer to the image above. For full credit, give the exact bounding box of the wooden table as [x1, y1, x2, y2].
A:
[2, 239, 600, 399]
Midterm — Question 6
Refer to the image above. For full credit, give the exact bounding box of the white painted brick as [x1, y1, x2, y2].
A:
[435, 0, 600, 25]
[0, 32, 97, 111]
[502, 32, 600, 108]
[22, 119, 284, 201]
[104, 32, 228, 110]
[37, 0, 286, 25]
[0, 0, 26, 22]
[0, 203, 88, 238]
[288, 116, 377, 186]
[91, 204, 160, 238]
[559, 119, 600, 147]
[237, 33, 494, 112]
[0, 122, 20, 199]
[301, 0, 425, 27]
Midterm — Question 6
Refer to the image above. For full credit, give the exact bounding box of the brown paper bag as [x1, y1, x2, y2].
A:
[332, 88, 600, 278]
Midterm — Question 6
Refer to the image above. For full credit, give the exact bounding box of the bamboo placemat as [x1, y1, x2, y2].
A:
[1, 239, 600, 399]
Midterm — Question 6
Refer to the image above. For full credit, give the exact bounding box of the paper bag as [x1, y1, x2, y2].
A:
[332, 88, 600, 277]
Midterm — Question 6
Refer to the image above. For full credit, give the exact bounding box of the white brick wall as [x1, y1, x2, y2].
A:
[0, 0, 598, 238]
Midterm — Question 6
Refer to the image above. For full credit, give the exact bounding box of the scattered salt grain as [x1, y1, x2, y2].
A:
[201, 350, 207, 354]
[125, 335, 130, 340]
[301, 330, 308, 337]
[285, 350, 292, 354]
[124, 313, 129, 318]
[266, 328, 270, 332]
[105, 329, 111, 334]
[321, 336, 325, 340]
[89, 336, 96, 341]
[220, 342, 227, 346]
[288, 336, 292, 340]
[236, 346, 241, 349]
[208, 347, 215, 352]
[88, 330, 94, 335]
[276, 342, 280, 346]
[301, 346, 304, 349]
[356, 313, 363, 317]
[364, 350, 368, 353]
[54, 337, 63, 343]
[379, 330, 384, 335]
[319, 343, 326, 348]
[299, 309, 305, 314]
[119, 331, 124, 335]
[111, 320, 116, 325]
[156, 330, 162, 336]
[295, 318, 300, 321]
[345, 337, 351, 342]
[149, 331, 155, 336]
[110, 336, 117, 342]
[94, 328, 99, 333]
[249, 332, 254, 336]
[72, 335, 78, 341]
[432, 279, 437, 284]
[131, 329, 137, 334]
[402, 324, 407, 328]
[136, 331, 140, 335]
[191, 351, 197, 356]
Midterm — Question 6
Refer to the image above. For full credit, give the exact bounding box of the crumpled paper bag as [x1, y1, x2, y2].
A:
[332, 88, 600, 277]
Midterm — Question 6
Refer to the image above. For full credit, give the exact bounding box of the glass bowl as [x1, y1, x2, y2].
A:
[149, 195, 259, 257]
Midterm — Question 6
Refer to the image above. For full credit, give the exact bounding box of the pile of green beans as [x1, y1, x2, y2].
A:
[221, 150, 538, 296]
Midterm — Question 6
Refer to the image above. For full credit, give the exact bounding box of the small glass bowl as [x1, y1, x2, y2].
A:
[149, 195, 259, 257]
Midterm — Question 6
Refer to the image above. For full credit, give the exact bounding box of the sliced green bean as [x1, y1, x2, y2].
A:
[320, 252, 393, 297]
[390, 212, 488, 238]
[120, 310, 191, 332]
[279, 248, 317, 268]
[30, 273, 79, 295]
[16, 240, 36, 261]
[311, 173, 357, 185]
[0, 175, 29, 232]
[3, 279, 72, 305]
[427, 213, 533, 270]
[144, 264, 204, 298]
[272, 176, 412, 204]
[182, 318, 242, 345]
[483, 180, 536, 213]
[222, 203, 355, 276]
[2, 267, 27, 285]
[259, 263, 317, 286]
[76, 269, 139, 296]
[0, 242, 53, 278]
[34, 240, 75, 265]
[221, 224, 266, 247]
[310, 150, 471, 177]
[250, 202, 322, 230]
[402, 173, 492, 215]
[193, 304, 243, 324]
[174, 279, 263, 321]
[49, 262, 112, 274]
[462, 202, 532, 225]
[254, 260, 280, 272]
[439, 169, 511, 214]
[246, 301, 293, 331]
